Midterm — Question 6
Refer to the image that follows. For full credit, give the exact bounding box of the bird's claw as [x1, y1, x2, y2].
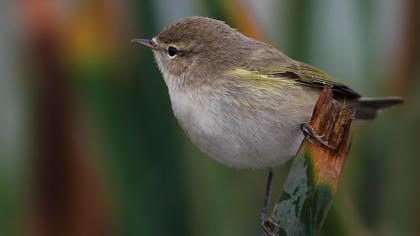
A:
[301, 123, 336, 149]
[261, 212, 279, 236]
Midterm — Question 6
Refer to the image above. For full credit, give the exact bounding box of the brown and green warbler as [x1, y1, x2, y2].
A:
[132, 16, 402, 235]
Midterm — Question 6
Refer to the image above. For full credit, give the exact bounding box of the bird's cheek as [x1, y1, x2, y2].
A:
[171, 59, 186, 76]
[175, 64, 186, 76]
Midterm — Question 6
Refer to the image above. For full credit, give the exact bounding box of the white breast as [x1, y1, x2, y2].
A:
[167, 86, 317, 169]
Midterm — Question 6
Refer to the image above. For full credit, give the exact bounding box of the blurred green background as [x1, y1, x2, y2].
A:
[0, 0, 419, 235]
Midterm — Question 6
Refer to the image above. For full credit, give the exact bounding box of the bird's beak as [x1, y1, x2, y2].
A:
[131, 38, 157, 50]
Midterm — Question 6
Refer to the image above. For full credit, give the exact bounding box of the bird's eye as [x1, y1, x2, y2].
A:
[167, 46, 178, 58]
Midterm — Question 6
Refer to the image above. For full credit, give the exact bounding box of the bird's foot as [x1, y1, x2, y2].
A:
[301, 123, 336, 149]
[261, 212, 279, 236]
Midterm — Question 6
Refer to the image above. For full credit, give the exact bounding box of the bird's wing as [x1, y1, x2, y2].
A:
[242, 44, 361, 99]
[266, 62, 361, 100]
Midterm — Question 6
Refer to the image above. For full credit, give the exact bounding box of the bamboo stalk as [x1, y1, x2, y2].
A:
[272, 87, 353, 235]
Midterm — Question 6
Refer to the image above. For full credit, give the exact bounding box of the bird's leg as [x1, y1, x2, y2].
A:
[260, 168, 279, 236]
[301, 123, 336, 149]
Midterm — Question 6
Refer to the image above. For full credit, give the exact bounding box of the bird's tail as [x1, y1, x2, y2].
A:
[350, 97, 404, 120]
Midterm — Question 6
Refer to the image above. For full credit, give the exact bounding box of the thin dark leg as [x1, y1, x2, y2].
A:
[262, 168, 274, 215]
[260, 168, 278, 236]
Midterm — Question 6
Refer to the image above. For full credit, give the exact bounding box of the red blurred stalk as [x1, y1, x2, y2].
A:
[391, 0, 420, 95]
[21, 1, 110, 236]
[220, 0, 266, 41]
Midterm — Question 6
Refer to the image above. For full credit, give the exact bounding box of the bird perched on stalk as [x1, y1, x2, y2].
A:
[132, 16, 403, 235]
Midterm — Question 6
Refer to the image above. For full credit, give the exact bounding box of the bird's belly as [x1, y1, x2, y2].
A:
[189, 119, 305, 169]
[171, 91, 316, 169]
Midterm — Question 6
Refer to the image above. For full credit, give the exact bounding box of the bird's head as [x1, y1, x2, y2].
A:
[132, 16, 253, 86]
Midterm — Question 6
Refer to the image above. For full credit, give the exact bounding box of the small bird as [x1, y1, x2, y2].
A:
[132, 16, 402, 235]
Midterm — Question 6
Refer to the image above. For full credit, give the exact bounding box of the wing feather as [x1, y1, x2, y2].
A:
[269, 63, 361, 99]
[241, 43, 361, 100]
